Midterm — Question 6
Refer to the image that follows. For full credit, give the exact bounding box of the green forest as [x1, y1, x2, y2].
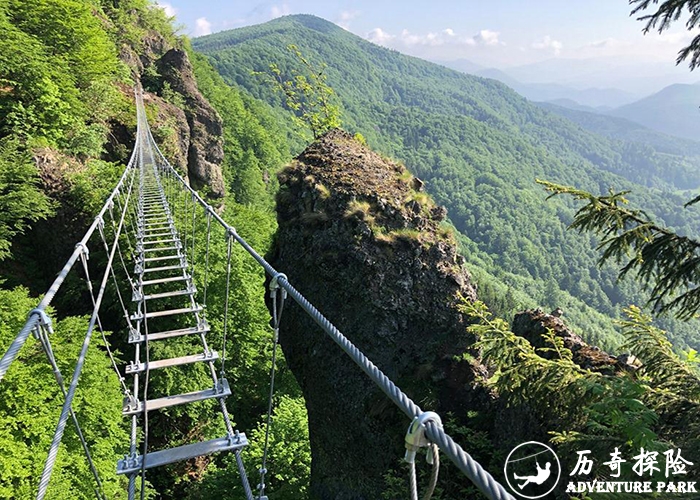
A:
[0, 1, 699, 499]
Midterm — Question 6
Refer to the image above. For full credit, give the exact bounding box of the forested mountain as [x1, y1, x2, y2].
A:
[608, 82, 700, 141]
[537, 100, 700, 157]
[194, 14, 700, 351]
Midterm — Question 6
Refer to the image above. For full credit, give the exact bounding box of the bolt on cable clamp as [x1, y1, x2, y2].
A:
[28, 308, 54, 335]
[75, 242, 90, 259]
[404, 411, 443, 464]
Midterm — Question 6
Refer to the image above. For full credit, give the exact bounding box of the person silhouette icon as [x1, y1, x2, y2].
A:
[513, 460, 552, 489]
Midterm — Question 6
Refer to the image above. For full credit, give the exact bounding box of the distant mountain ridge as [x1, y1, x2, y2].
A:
[193, 14, 700, 351]
[607, 83, 700, 142]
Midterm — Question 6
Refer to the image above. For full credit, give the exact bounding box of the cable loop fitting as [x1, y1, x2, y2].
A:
[405, 411, 443, 464]
[269, 272, 288, 291]
[75, 242, 90, 259]
[28, 308, 54, 335]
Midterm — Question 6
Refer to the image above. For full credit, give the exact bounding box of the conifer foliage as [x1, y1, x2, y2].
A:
[539, 180, 700, 320]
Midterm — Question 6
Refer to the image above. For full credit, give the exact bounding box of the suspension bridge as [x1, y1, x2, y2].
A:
[0, 89, 515, 500]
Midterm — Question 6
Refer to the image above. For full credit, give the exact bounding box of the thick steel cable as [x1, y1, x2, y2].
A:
[35, 326, 107, 500]
[37, 158, 135, 500]
[154, 158, 514, 500]
[0, 157, 138, 382]
[139, 94, 513, 500]
[221, 232, 233, 379]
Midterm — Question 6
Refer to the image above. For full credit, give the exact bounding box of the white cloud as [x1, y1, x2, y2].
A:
[271, 3, 291, 19]
[443, 28, 455, 37]
[473, 29, 502, 46]
[367, 27, 395, 45]
[337, 10, 360, 30]
[532, 35, 563, 55]
[194, 17, 212, 36]
[155, 1, 176, 17]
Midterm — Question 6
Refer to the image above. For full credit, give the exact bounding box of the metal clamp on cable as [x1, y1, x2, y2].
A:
[95, 214, 104, 229]
[269, 273, 288, 298]
[28, 308, 54, 335]
[75, 242, 90, 259]
[405, 411, 442, 464]
[226, 227, 238, 239]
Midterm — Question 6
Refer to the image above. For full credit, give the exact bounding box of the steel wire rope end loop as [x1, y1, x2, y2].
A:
[75, 242, 90, 260]
[28, 308, 54, 337]
[405, 411, 442, 464]
[269, 272, 288, 298]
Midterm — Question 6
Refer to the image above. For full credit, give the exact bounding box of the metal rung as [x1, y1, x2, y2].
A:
[131, 305, 203, 321]
[143, 224, 174, 232]
[136, 288, 196, 301]
[128, 322, 210, 344]
[140, 274, 190, 286]
[143, 231, 175, 239]
[141, 254, 181, 263]
[139, 263, 187, 274]
[141, 244, 181, 254]
[122, 379, 231, 415]
[117, 434, 248, 475]
[143, 237, 180, 245]
[125, 351, 219, 374]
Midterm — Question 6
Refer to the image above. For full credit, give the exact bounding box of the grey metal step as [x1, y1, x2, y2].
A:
[117, 434, 248, 475]
[138, 263, 187, 274]
[125, 351, 219, 374]
[132, 287, 196, 302]
[130, 305, 203, 321]
[140, 274, 190, 286]
[142, 237, 180, 246]
[141, 254, 181, 264]
[128, 321, 210, 344]
[122, 379, 231, 415]
[140, 244, 181, 254]
[143, 230, 176, 239]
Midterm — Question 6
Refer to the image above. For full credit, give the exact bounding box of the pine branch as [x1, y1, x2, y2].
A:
[538, 180, 700, 319]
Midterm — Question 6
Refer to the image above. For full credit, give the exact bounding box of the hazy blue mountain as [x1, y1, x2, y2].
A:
[538, 101, 700, 156]
[607, 83, 700, 141]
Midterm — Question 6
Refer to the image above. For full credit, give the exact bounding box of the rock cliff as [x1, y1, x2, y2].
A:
[268, 130, 489, 498]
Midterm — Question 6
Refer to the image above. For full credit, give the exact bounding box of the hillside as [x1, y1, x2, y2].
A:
[194, 14, 700, 351]
[608, 83, 700, 141]
[537, 101, 700, 158]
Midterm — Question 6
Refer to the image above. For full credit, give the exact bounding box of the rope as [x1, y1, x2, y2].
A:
[257, 283, 286, 499]
[202, 210, 212, 320]
[150, 146, 515, 499]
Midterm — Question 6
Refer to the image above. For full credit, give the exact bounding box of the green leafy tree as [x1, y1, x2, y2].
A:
[255, 44, 341, 139]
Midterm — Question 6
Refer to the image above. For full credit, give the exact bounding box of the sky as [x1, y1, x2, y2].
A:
[155, 1, 698, 81]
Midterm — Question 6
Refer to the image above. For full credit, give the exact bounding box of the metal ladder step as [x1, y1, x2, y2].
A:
[141, 254, 181, 264]
[131, 305, 203, 321]
[140, 244, 181, 254]
[142, 237, 180, 245]
[128, 321, 210, 343]
[116, 434, 248, 475]
[140, 274, 190, 286]
[125, 351, 219, 374]
[133, 287, 196, 302]
[137, 263, 187, 274]
[122, 379, 231, 415]
[143, 231, 176, 239]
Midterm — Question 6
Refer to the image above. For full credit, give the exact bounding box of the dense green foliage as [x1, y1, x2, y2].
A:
[0, 287, 129, 499]
[467, 299, 700, 488]
[0, 1, 306, 499]
[193, 15, 700, 351]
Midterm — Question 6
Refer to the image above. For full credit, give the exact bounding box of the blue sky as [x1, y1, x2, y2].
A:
[156, 0, 697, 70]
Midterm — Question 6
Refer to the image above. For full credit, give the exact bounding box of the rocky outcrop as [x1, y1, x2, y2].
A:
[512, 308, 640, 373]
[268, 130, 488, 499]
[155, 49, 225, 197]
